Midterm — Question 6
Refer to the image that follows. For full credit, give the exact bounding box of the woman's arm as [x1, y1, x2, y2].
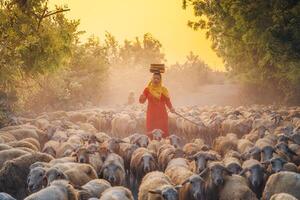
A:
[139, 88, 148, 104]
[165, 96, 175, 113]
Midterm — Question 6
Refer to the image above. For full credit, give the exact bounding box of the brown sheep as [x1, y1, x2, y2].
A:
[0, 152, 53, 199]
[79, 179, 111, 198]
[27, 166, 48, 193]
[138, 171, 181, 200]
[0, 144, 12, 151]
[24, 180, 78, 200]
[165, 158, 206, 200]
[183, 142, 204, 157]
[262, 172, 300, 200]
[119, 142, 139, 175]
[8, 128, 39, 141]
[158, 146, 185, 171]
[0, 149, 29, 169]
[100, 153, 125, 186]
[202, 161, 233, 200]
[219, 175, 258, 200]
[0, 133, 16, 143]
[99, 186, 134, 200]
[46, 163, 98, 187]
[42, 140, 60, 158]
[7, 141, 38, 152]
[213, 136, 237, 157]
[124, 133, 149, 148]
[240, 159, 267, 198]
[166, 135, 182, 148]
[237, 139, 254, 154]
[188, 151, 220, 174]
[73, 147, 104, 176]
[20, 138, 41, 151]
[130, 147, 157, 187]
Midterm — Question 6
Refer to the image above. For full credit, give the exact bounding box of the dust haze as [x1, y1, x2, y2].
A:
[99, 64, 241, 108]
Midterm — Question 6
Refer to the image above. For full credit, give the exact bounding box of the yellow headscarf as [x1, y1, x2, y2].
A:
[147, 80, 169, 99]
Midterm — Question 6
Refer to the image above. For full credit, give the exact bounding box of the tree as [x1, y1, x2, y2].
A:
[183, 0, 300, 104]
[0, 0, 79, 93]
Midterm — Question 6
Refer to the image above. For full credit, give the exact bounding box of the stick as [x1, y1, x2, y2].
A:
[173, 111, 205, 127]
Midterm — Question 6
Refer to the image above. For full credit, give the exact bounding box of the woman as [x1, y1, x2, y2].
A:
[139, 73, 175, 139]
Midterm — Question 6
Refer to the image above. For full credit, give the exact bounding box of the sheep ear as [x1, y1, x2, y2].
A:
[42, 176, 48, 188]
[224, 168, 233, 176]
[148, 189, 162, 195]
[239, 168, 249, 176]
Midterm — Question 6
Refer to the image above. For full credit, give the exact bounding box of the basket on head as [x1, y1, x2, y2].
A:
[150, 64, 165, 73]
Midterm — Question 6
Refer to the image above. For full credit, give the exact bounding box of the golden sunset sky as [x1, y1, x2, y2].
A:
[50, 0, 224, 70]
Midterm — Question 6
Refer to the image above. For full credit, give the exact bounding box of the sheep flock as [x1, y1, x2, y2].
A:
[0, 104, 299, 200]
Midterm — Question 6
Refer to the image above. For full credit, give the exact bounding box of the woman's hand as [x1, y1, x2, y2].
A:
[170, 107, 176, 113]
[139, 94, 147, 103]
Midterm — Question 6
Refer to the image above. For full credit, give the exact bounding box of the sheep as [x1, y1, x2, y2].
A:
[42, 140, 60, 158]
[27, 166, 48, 193]
[130, 147, 157, 187]
[24, 180, 78, 200]
[100, 138, 123, 154]
[49, 156, 76, 165]
[0, 193, 16, 200]
[275, 142, 298, 162]
[158, 146, 185, 171]
[223, 155, 242, 174]
[213, 135, 237, 157]
[111, 113, 137, 137]
[73, 147, 104, 176]
[165, 158, 206, 200]
[46, 163, 98, 187]
[99, 186, 134, 200]
[166, 135, 182, 148]
[21, 138, 41, 150]
[201, 161, 233, 200]
[237, 139, 254, 154]
[240, 159, 267, 198]
[7, 141, 39, 152]
[124, 133, 149, 148]
[100, 153, 125, 186]
[0, 133, 16, 143]
[118, 142, 139, 179]
[0, 149, 29, 169]
[0, 152, 53, 200]
[255, 138, 276, 162]
[270, 193, 298, 200]
[218, 175, 258, 200]
[188, 151, 220, 174]
[0, 144, 13, 151]
[147, 139, 164, 154]
[151, 129, 164, 140]
[183, 142, 204, 157]
[138, 171, 181, 200]
[262, 172, 300, 200]
[79, 179, 111, 198]
[8, 128, 39, 141]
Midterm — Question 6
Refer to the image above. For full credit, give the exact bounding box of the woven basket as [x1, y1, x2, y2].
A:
[150, 64, 165, 73]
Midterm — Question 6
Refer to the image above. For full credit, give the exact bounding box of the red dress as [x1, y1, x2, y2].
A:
[139, 87, 173, 138]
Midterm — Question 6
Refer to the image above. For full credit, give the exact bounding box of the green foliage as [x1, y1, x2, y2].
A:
[184, 0, 300, 105]
[0, 0, 79, 92]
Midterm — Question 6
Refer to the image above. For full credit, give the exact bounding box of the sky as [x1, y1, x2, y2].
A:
[50, 0, 225, 71]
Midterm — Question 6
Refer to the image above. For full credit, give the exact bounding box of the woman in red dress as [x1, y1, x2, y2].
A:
[139, 73, 175, 138]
